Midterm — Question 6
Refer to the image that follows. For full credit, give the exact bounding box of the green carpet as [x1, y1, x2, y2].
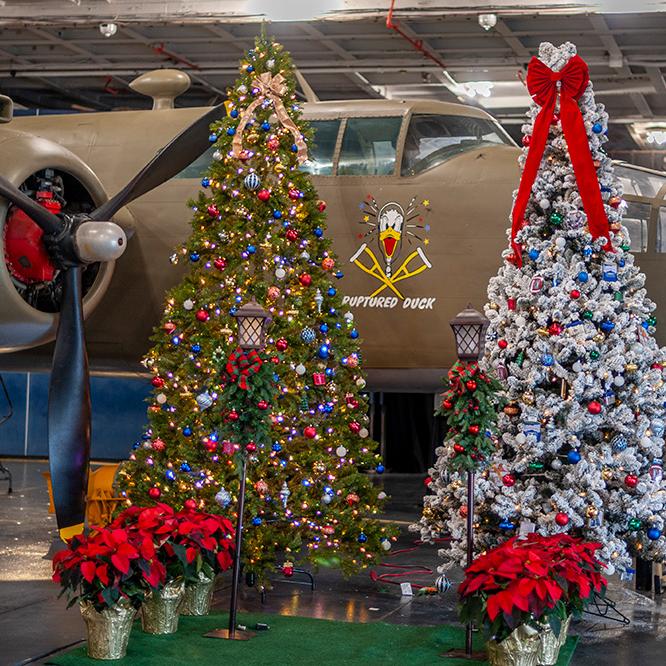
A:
[48, 613, 578, 665]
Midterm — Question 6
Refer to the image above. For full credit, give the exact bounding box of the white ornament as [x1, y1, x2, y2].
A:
[359, 427, 369, 439]
[377, 491, 387, 500]
[356, 378, 366, 388]
[275, 267, 286, 280]
[344, 311, 354, 322]
[295, 364, 306, 375]
[183, 299, 194, 310]
[156, 393, 167, 404]
[381, 539, 392, 551]
[336, 445, 347, 457]
[322, 493, 332, 504]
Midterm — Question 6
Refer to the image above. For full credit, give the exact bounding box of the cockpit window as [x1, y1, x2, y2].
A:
[623, 201, 650, 253]
[300, 119, 341, 176]
[616, 165, 666, 199]
[401, 114, 510, 176]
[338, 117, 402, 176]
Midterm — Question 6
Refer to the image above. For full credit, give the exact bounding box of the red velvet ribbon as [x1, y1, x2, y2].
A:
[225, 347, 262, 390]
[510, 54, 613, 267]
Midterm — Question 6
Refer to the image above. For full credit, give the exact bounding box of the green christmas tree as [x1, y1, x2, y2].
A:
[117, 36, 394, 579]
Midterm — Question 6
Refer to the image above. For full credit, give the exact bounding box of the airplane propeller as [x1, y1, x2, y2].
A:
[0, 102, 227, 539]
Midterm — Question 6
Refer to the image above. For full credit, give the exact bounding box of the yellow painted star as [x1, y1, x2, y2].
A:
[424, 238, 430, 246]
[363, 215, 370, 222]
[422, 199, 430, 207]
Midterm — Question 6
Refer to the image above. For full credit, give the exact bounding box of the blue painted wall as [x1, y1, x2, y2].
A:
[0, 372, 150, 460]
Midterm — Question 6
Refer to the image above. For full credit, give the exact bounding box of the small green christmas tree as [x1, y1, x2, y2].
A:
[118, 36, 394, 579]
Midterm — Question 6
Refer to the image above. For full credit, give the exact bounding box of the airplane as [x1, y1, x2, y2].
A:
[0, 69, 664, 534]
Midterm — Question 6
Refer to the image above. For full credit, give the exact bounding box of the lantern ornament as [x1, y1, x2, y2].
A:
[232, 298, 272, 351]
[450, 303, 490, 362]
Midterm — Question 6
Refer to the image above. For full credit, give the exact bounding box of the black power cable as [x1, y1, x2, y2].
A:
[0, 373, 14, 493]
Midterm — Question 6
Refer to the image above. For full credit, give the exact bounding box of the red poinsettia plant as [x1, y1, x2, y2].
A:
[458, 533, 607, 642]
[53, 525, 166, 612]
[109, 503, 235, 583]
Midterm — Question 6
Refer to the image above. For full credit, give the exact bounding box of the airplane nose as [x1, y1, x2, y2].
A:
[74, 221, 127, 263]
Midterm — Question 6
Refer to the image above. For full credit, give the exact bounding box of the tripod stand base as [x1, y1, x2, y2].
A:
[440, 648, 486, 660]
[204, 629, 257, 640]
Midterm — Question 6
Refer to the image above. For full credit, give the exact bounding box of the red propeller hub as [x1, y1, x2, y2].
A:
[3, 191, 60, 284]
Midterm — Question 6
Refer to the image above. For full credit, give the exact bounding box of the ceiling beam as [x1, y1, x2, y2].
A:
[493, 18, 531, 60]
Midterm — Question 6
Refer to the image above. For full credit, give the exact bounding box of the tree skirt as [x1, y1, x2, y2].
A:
[48, 613, 578, 665]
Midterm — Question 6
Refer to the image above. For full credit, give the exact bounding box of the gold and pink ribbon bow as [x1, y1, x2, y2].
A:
[232, 72, 308, 164]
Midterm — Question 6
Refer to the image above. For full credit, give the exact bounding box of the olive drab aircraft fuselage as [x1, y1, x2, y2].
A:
[0, 72, 665, 390]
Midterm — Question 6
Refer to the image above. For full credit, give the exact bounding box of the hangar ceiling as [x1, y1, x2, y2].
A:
[0, 2, 666, 167]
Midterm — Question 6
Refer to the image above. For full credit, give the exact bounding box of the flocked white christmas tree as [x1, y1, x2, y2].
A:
[412, 42, 666, 577]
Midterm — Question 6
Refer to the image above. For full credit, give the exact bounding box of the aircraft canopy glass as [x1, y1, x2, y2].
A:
[401, 114, 510, 176]
[300, 119, 341, 176]
[338, 117, 402, 176]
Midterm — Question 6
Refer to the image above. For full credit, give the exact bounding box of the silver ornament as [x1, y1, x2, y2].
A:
[215, 488, 232, 508]
[279, 481, 290, 509]
[196, 392, 213, 410]
[435, 574, 452, 593]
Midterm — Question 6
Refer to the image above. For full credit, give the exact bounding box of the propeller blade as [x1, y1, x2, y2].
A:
[0, 175, 62, 236]
[48, 266, 91, 539]
[91, 103, 227, 222]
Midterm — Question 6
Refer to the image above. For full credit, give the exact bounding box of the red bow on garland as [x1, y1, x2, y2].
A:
[225, 347, 263, 390]
[510, 54, 613, 267]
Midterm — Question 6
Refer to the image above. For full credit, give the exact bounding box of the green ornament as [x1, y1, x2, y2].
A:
[621, 243, 630, 251]
[528, 461, 545, 471]
[549, 212, 563, 225]
[516, 351, 525, 368]
[300, 395, 309, 411]
[590, 349, 600, 360]
[648, 316, 657, 326]
[628, 518, 642, 531]
[582, 310, 594, 320]
[613, 292, 623, 302]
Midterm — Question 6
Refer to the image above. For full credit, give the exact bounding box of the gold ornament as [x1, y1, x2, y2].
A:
[537, 328, 549, 337]
[602, 468, 613, 481]
[586, 506, 598, 518]
[593, 333, 605, 343]
[488, 303, 499, 311]
[247, 131, 259, 145]
[626, 363, 638, 372]
[522, 391, 535, 406]
[504, 403, 521, 417]
[313, 461, 326, 474]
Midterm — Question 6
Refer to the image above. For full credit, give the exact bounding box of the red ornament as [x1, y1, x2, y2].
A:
[214, 257, 227, 270]
[507, 298, 517, 311]
[288, 189, 301, 200]
[442, 399, 453, 410]
[624, 474, 638, 488]
[303, 426, 317, 439]
[164, 322, 177, 333]
[555, 512, 569, 526]
[551, 113, 560, 125]
[548, 322, 563, 336]
[502, 473, 516, 487]
[459, 505, 468, 518]
[453, 443, 465, 454]
[184, 498, 197, 511]
[522, 135, 531, 147]
[275, 338, 288, 352]
[246, 442, 257, 453]
[152, 438, 166, 452]
[267, 137, 280, 151]
[498, 339, 508, 349]
[257, 189, 271, 202]
[346, 492, 360, 506]
[570, 289, 581, 299]
[152, 376, 165, 388]
[203, 438, 217, 453]
[312, 372, 326, 386]
[322, 258, 335, 271]
[207, 204, 219, 217]
[316, 200, 327, 212]
[282, 561, 295, 577]
[285, 228, 299, 242]
[299, 273, 312, 287]
[608, 196, 622, 209]
[148, 486, 161, 499]
[227, 410, 239, 422]
[468, 424, 480, 435]
[424, 476, 432, 487]
[257, 400, 269, 410]
[466, 380, 477, 391]
[587, 401, 602, 415]
[195, 309, 209, 322]
[349, 421, 361, 434]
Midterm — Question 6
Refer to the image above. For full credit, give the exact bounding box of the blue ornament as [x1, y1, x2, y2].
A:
[165, 470, 176, 481]
[648, 527, 662, 540]
[611, 434, 628, 452]
[528, 249, 539, 261]
[190, 252, 200, 262]
[499, 518, 515, 530]
[618, 259, 625, 267]
[323, 403, 334, 413]
[314, 227, 323, 238]
[600, 320, 615, 333]
[376, 464, 385, 474]
[435, 574, 452, 593]
[642, 321, 650, 330]
[350, 329, 359, 339]
[318, 344, 329, 359]
[327, 287, 336, 297]
[182, 427, 193, 437]
[357, 533, 368, 543]
[272, 443, 282, 452]
[201, 177, 210, 188]
[247, 245, 256, 254]
[208, 132, 218, 143]
[244, 173, 261, 190]
[291, 144, 298, 152]
[301, 327, 316, 344]
[230, 108, 239, 118]
[335, 271, 344, 279]
[542, 353, 554, 367]
[171, 336, 180, 346]
[567, 450, 581, 464]
[246, 64, 254, 73]
[252, 517, 263, 526]
[320, 324, 329, 333]
[261, 121, 270, 131]
[583, 246, 593, 257]
[578, 271, 588, 283]
[273, 210, 282, 219]
[592, 122, 603, 134]
[226, 127, 236, 136]
[191, 343, 201, 354]
[601, 186, 611, 193]
[180, 462, 191, 472]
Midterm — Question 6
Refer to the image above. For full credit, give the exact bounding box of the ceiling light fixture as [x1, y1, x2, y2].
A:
[646, 129, 666, 145]
[99, 22, 118, 38]
[478, 13, 497, 31]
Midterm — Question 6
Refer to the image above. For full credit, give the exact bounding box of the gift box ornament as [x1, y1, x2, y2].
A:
[530, 276, 544, 293]
[522, 420, 542, 442]
[312, 372, 326, 386]
[602, 262, 618, 282]
[649, 459, 663, 483]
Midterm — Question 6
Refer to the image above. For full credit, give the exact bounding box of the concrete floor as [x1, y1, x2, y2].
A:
[0, 460, 664, 665]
